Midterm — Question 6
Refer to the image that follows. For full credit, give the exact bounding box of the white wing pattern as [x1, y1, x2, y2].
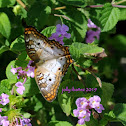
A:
[24, 27, 73, 102]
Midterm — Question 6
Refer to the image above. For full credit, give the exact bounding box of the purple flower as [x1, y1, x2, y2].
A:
[0, 108, 2, 112]
[78, 112, 90, 125]
[49, 24, 71, 45]
[0, 115, 9, 126]
[94, 104, 104, 113]
[11, 66, 17, 74]
[73, 108, 87, 118]
[88, 95, 101, 108]
[86, 19, 101, 43]
[15, 82, 25, 95]
[27, 67, 35, 78]
[0, 93, 9, 105]
[87, 19, 97, 28]
[26, 61, 35, 78]
[22, 118, 32, 126]
[76, 97, 88, 109]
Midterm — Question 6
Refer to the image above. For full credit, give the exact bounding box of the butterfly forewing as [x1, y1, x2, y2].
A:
[24, 27, 73, 102]
[25, 27, 68, 62]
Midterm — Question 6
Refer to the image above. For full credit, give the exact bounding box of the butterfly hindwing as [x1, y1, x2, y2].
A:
[34, 57, 67, 102]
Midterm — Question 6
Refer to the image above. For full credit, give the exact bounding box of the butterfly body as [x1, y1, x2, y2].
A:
[24, 27, 73, 102]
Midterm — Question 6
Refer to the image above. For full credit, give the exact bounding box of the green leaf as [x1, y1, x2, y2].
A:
[60, 7, 87, 42]
[41, 26, 56, 38]
[6, 109, 21, 121]
[48, 121, 72, 126]
[113, 103, 126, 125]
[119, 9, 126, 21]
[58, 0, 87, 7]
[99, 6, 120, 32]
[26, 2, 50, 29]
[111, 35, 126, 51]
[69, 42, 104, 61]
[0, 79, 11, 95]
[13, 5, 27, 18]
[6, 60, 17, 84]
[15, 51, 29, 68]
[0, 12, 11, 38]
[45, 6, 51, 14]
[0, 0, 16, 8]
[31, 95, 43, 112]
[10, 35, 25, 52]
[101, 82, 114, 107]
[23, 78, 40, 97]
[0, 45, 9, 54]
[23, 113, 31, 118]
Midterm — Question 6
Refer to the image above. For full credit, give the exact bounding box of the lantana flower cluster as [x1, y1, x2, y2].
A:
[0, 93, 32, 126]
[49, 24, 71, 45]
[86, 19, 101, 43]
[73, 95, 104, 125]
[11, 60, 35, 95]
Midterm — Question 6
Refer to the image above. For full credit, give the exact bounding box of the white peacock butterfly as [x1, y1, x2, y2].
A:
[24, 27, 73, 102]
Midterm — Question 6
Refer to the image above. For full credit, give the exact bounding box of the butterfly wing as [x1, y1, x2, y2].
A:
[34, 56, 72, 102]
[24, 27, 69, 62]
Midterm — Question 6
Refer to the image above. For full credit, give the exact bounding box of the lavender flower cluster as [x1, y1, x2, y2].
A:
[86, 19, 101, 43]
[73, 95, 104, 125]
[11, 61, 35, 95]
[49, 24, 71, 45]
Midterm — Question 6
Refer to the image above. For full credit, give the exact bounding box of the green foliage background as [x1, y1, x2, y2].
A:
[0, 0, 126, 126]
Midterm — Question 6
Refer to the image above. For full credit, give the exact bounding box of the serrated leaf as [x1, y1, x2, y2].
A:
[69, 42, 104, 61]
[6, 60, 17, 84]
[0, 0, 16, 7]
[113, 103, 126, 125]
[101, 82, 114, 107]
[10, 35, 25, 52]
[58, 0, 87, 7]
[41, 26, 56, 38]
[60, 7, 87, 42]
[48, 121, 72, 126]
[0, 12, 11, 38]
[100, 6, 120, 32]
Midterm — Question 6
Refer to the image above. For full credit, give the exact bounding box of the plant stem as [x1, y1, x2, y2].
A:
[53, 6, 66, 10]
[16, 0, 28, 10]
[72, 64, 87, 89]
[114, 0, 126, 5]
[112, 4, 126, 8]
[86, 3, 126, 8]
